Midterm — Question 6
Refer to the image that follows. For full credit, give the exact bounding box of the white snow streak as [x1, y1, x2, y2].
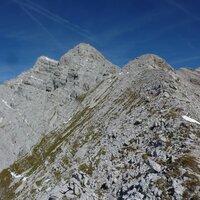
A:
[1, 99, 13, 109]
[182, 115, 200, 125]
[10, 171, 23, 179]
[10, 171, 27, 181]
[43, 56, 57, 63]
[30, 75, 43, 82]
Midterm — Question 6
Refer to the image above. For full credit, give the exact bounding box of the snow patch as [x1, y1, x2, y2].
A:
[0, 117, 3, 123]
[10, 171, 23, 179]
[41, 56, 58, 63]
[182, 115, 200, 125]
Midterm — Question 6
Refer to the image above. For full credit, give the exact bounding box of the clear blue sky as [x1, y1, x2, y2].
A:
[1, 0, 200, 83]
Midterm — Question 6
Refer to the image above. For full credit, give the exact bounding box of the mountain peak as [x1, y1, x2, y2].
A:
[59, 43, 109, 66]
[123, 54, 173, 77]
[137, 54, 172, 68]
[73, 43, 97, 52]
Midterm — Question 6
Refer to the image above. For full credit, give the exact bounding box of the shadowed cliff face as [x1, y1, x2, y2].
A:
[0, 43, 200, 200]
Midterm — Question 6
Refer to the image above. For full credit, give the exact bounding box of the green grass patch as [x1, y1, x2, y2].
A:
[75, 93, 87, 103]
[79, 163, 94, 176]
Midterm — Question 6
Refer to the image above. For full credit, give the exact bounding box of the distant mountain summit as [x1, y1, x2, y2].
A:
[0, 43, 200, 200]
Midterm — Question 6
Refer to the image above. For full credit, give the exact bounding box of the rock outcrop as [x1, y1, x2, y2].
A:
[0, 43, 119, 171]
[0, 43, 199, 200]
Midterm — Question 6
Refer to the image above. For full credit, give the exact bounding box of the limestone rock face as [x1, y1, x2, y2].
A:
[0, 43, 119, 170]
[58, 43, 119, 95]
[0, 43, 200, 200]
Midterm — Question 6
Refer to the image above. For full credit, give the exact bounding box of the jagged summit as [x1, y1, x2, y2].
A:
[33, 56, 58, 72]
[65, 43, 103, 57]
[23, 44, 175, 80]
[8, 43, 119, 94]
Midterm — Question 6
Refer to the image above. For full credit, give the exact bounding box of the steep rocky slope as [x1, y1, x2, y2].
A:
[0, 44, 200, 200]
[0, 43, 118, 171]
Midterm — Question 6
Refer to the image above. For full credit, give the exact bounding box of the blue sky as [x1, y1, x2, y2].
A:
[1, 0, 200, 83]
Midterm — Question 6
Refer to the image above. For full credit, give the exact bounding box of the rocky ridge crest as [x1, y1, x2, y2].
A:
[0, 43, 200, 200]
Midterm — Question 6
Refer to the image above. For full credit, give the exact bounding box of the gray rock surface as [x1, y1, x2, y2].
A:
[0, 43, 119, 171]
[0, 43, 200, 200]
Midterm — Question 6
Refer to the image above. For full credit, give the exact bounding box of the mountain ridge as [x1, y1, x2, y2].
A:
[0, 43, 200, 200]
